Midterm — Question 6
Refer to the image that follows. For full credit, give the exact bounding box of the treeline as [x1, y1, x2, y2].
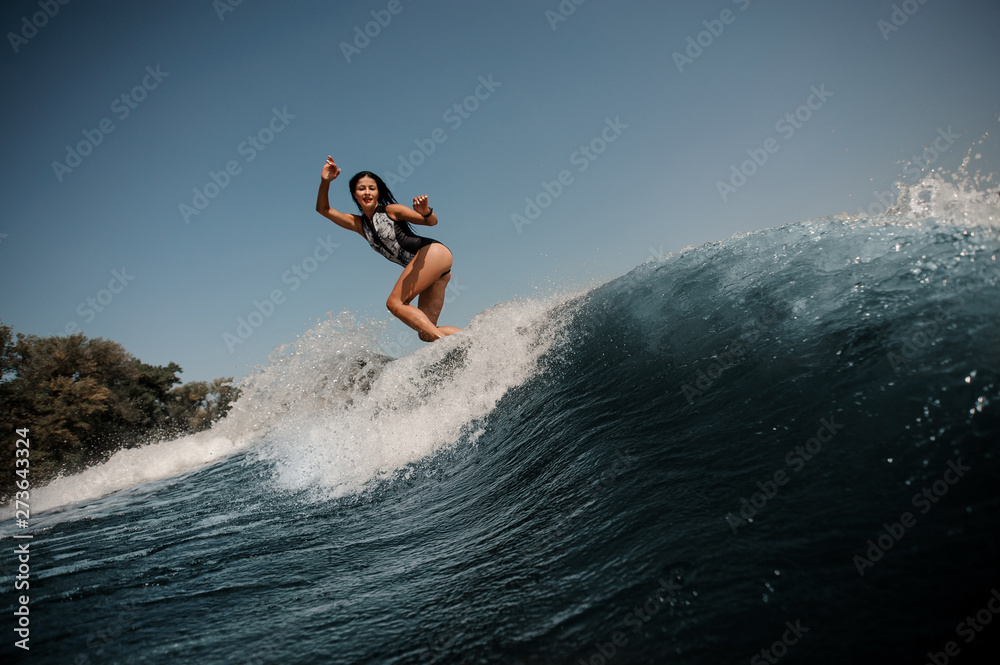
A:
[1, 321, 239, 490]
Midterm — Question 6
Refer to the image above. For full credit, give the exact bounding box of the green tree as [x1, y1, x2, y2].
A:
[1, 330, 172, 475]
[0, 321, 239, 489]
[166, 377, 239, 434]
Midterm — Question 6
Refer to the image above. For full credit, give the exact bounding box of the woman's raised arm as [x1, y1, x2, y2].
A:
[316, 156, 363, 235]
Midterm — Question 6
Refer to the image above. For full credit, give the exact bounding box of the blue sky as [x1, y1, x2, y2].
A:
[1, 0, 997, 383]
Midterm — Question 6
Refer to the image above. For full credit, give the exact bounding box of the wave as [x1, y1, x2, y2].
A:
[24, 294, 575, 515]
[20, 168, 999, 520]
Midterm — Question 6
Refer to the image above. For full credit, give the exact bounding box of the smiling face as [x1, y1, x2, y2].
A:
[353, 176, 379, 213]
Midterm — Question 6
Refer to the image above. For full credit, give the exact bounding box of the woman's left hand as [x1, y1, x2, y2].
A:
[412, 195, 431, 216]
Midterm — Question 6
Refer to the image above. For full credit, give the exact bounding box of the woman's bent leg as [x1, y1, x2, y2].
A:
[386, 244, 460, 341]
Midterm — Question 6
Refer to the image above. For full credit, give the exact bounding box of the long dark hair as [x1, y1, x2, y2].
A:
[348, 171, 397, 212]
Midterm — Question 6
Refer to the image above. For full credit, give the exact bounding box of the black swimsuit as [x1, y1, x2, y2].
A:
[361, 205, 445, 269]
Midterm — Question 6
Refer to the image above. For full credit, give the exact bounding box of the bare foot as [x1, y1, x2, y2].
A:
[418, 326, 462, 343]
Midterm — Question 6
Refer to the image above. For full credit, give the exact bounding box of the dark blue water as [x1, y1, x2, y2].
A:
[3, 177, 999, 664]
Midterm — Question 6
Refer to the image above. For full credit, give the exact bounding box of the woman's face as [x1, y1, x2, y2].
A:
[354, 176, 378, 210]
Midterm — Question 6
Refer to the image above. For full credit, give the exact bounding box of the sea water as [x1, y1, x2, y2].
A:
[3, 170, 999, 664]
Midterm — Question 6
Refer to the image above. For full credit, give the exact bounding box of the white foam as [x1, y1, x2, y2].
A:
[888, 141, 999, 227]
[24, 432, 242, 515]
[253, 298, 573, 501]
[17, 297, 575, 515]
[891, 171, 999, 227]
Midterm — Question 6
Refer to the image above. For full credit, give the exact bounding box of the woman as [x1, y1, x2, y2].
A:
[315, 156, 461, 342]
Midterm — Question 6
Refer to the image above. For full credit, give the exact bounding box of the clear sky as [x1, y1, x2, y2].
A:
[2, 0, 998, 383]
